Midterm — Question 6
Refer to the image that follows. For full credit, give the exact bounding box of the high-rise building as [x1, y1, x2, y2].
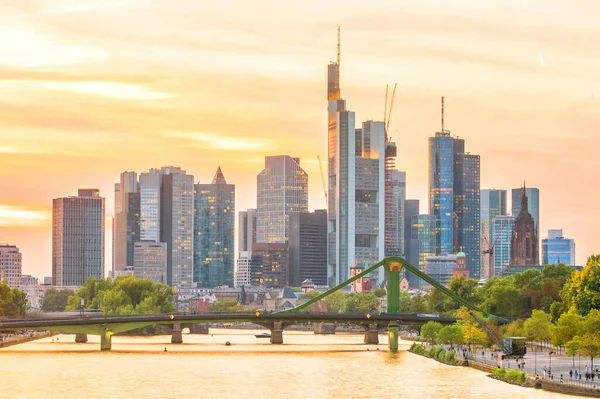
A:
[425, 254, 458, 287]
[491, 215, 515, 276]
[289, 210, 327, 286]
[480, 189, 507, 278]
[0, 244, 22, 288]
[251, 243, 289, 288]
[453, 138, 481, 279]
[411, 214, 436, 288]
[235, 251, 252, 287]
[133, 241, 167, 283]
[238, 209, 257, 253]
[193, 167, 235, 288]
[429, 131, 454, 256]
[386, 170, 406, 257]
[329, 115, 386, 285]
[52, 189, 105, 286]
[160, 166, 194, 288]
[510, 186, 539, 266]
[139, 169, 162, 242]
[542, 229, 575, 266]
[404, 199, 420, 288]
[511, 186, 540, 240]
[429, 101, 480, 279]
[113, 171, 140, 275]
[256, 156, 308, 244]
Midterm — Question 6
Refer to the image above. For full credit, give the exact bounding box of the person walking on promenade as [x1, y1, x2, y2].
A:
[569, 369, 573, 380]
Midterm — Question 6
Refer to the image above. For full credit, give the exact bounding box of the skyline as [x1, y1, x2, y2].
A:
[1, 0, 599, 279]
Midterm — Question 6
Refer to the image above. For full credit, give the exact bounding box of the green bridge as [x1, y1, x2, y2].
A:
[0, 257, 484, 351]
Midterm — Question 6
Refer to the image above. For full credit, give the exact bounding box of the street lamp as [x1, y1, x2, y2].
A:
[549, 351, 556, 379]
[534, 343, 537, 375]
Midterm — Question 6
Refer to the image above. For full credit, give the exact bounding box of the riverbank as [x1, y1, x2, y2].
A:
[0, 332, 51, 348]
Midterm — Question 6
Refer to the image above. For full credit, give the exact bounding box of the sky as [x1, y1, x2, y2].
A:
[0, 0, 599, 280]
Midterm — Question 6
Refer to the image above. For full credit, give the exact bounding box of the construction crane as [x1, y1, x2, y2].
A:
[482, 218, 507, 277]
[383, 83, 397, 140]
[317, 155, 327, 204]
[469, 311, 527, 359]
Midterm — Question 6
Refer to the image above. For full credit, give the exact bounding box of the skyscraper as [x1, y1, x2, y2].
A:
[133, 241, 167, 283]
[52, 189, 105, 286]
[404, 199, 420, 287]
[491, 215, 515, 276]
[160, 167, 194, 288]
[0, 244, 22, 288]
[256, 155, 308, 244]
[511, 186, 540, 239]
[235, 252, 252, 288]
[429, 131, 454, 256]
[238, 209, 257, 253]
[510, 186, 539, 266]
[251, 243, 289, 288]
[289, 210, 327, 286]
[139, 169, 162, 242]
[411, 214, 436, 288]
[542, 229, 575, 266]
[453, 138, 481, 279]
[386, 170, 406, 257]
[113, 171, 140, 275]
[429, 100, 480, 279]
[480, 189, 507, 278]
[193, 167, 235, 288]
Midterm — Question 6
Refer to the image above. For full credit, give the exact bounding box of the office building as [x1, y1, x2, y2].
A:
[480, 189, 507, 278]
[139, 169, 162, 242]
[133, 241, 167, 283]
[453, 138, 481, 279]
[160, 166, 194, 288]
[429, 130, 454, 256]
[491, 215, 515, 276]
[542, 229, 576, 266]
[251, 243, 289, 288]
[404, 199, 420, 288]
[288, 210, 327, 286]
[424, 254, 457, 287]
[510, 186, 539, 266]
[511, 186, 540, 239]
[386, 170, 406, 257]
[238, 209, 257, 253]
[52, 189, 105, 286]
[0, 244, 22, 288]
[235, 252, 252, 287]
[193, 167, 235, 288]
[256, 155, 308, 244]
[113, 171, 140, 274]
[411, 214, 436, 288]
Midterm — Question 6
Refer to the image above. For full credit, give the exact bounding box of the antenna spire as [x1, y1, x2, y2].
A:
[441, 96, 444, 132]
[337, 26, 340, 86]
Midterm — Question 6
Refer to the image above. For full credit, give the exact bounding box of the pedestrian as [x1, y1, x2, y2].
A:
[543, 366, 547, 378]
[482, 350, 485, 359]
[569, 369, 573, 379]
[522, 360, 526, 370]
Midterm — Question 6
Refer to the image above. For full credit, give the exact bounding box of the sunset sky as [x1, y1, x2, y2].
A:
[1, 0, 599, 279]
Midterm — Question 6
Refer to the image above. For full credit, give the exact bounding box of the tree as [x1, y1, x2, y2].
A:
[209, 299, 241, 312]
[480, 277, 523, 318]
[0, 282, 29, 316]
[551, 311, 582, 349]
[455, 307, 487, 346]
[410, 293, 431, 314]
[436, 325, 464, 347]
[373, 288, 386, 298]
[523, 310, 553, 344]
[565, 340, 580, 368]
[344, 293, 379, 313]
[398, 289, 412, 313]
[421, 321, 442, 344]
[541, 263, 575, 289]
[299, 290, 321, 300]
[324, 291, 346, 313]
[514, 268, 542, 291]
[566, 255, 600, 316]
[573, 333, 600, 368]
[41, 289, 74, 312]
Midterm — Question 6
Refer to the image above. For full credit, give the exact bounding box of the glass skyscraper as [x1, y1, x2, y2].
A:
[480, 189, 507, 278]
[542, 229, 575, 265]
[193, 167, 235, 288]
[491, 215, 515, 277]
[429, 131, 454, 256]
[411, 214, 436, 287]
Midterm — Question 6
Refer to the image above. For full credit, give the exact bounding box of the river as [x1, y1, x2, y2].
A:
[0, 329, 574, 399]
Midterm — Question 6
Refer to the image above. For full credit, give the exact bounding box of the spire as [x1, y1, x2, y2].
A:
[521, 181, 528, 212]
[212, 166, 227, 185]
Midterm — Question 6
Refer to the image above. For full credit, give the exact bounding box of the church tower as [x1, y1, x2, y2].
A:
[510, 183, 539, 265]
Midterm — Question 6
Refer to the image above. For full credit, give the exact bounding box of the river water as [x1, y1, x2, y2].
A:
[0, 329, 573, 399]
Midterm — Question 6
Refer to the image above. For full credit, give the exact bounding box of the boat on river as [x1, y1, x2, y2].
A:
[255, 333, 271, 338]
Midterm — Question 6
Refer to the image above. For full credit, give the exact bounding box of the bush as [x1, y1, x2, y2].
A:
[430, 346, 440, 358]
[445, 350, 455, 361]
[436, 349, 446, 360]
[506, 369, 521, 381]
[516, 372, 526, 383]
[492, 367, 507, 377]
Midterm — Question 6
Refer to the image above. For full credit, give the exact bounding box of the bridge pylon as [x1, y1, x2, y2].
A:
[385, 259, 401, 352]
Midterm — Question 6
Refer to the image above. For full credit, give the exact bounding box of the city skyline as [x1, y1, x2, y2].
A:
[1, 1, 599, 279]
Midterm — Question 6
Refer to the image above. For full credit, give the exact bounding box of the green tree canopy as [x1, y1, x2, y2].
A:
[541, 263, 574, 288]
[421, 321, 442, 344]
[344, 293, 380, 313]
[0, 282, 29, 316]
[398, 289, 412, 313]
[523, 310, 553, 343]
[566, 255, 600, 316]
[373, 287, 387, 298]
[514, 268, 542, 291]
[480, 277, 523, 318]
[209, 299, 242, 312]
[551, 311, 582, 348]
[436, 325, 464, 346]
[41, 288, 74, 312]
[324, 291, 346, 313]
